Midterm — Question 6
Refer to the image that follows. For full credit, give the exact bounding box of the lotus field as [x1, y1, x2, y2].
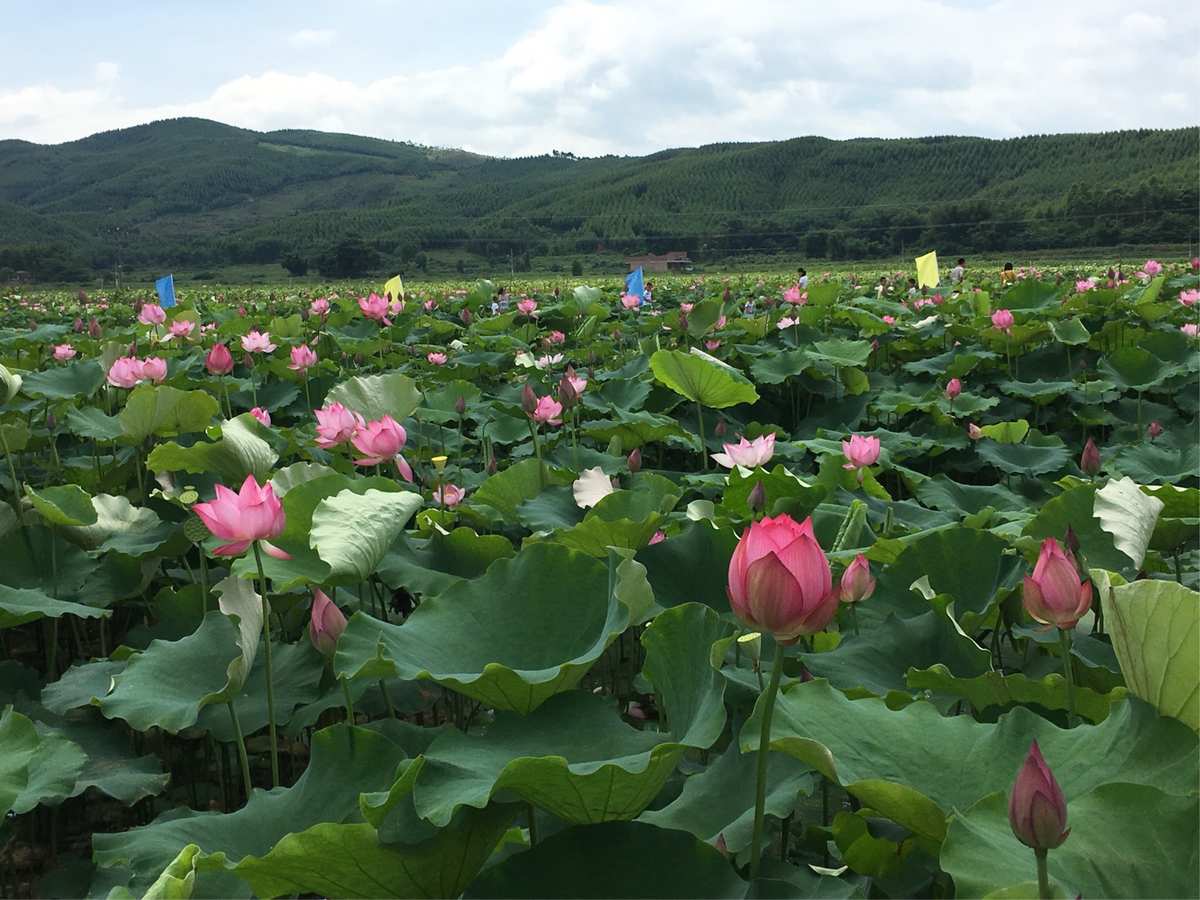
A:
[1, 261, 1198, 899]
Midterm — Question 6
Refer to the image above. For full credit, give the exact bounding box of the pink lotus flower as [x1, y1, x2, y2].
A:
[783, 285, 806, 305]
[358, 293, 392, 325]
[192, 474, 287, 557]
[991, 309, 1015, 333]
[314, 402, 362, 449]
[1182, 323, 1199, 338]
[649, 530, 666, 546]
[1142, 259, 1162, 276]
[53, 343, 76, 361]
[141, 357, 168, 384]
[250, 407, 272, 427]
[711, 433, 775, 469]
[968, 423, 983, 440]
[206, 343, 234, 375]
[882, 315, 896, 326]
[138, 303, 166, 326]
[1022, 538, 1091, 629]
[1009, 741, 1070, 852]
[241, 330, 276, 354]
[308, 588, 347, 657]
[423, 298, 437, 312]
[433, 483, 465, 508]
[1080, 437, 1101, 476]
[352, 415, 413, 480]
[1178, 289, 1199, 307]
[288, 344, 318, 372]
[390, 298, 405, 317]
[621, 293, 641, 310]
[107, 357, 144, 389]
[310, 297, 330, 318]
[427, 351, 448, 366]
[727, 514, 837, 641]
[548, 330, 566, 345]
[705, 340, 721, 351]
[531, 395, 563, 426]
[777, 317, 797, 330]
[680, 303, 694, 314]
[842, 434, 881, 473]
[715, 315, 727, 329]
[1075, 279, 1094, 294]
[1193, 257, 1199, 272]
[945, 378, 962, 400]
[1148, 421, 1163, 440]
[517, 298, 539, 316]
[563, 365, 587, 396]
[839, 553, 876, 604]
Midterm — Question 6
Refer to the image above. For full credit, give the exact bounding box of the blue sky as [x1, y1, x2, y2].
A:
[2, 0, 1196, 156]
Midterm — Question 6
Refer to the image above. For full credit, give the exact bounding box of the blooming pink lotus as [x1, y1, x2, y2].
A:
[680, 303, 694, 314]
[166, 320, 195, 341]
[310, 298, 331, 318]
[358, 293, 392, 325]
[783, 285, 806, 305]
[308, 588, 347, 657]
[422, 298, 437, 312]
[563, 365, 587, 396]
[427, 351, 448, 366]
[991, 309, 1015, 333]
[727, 514, 837, 641]
[882, 315, 896, 326]
[1074, 279, 1094, 294]
[1009, 741, 1069, 852]
[842, 434, 880, 474]
[289, 345, 318, 371]
[705, 340, 721, 351]
[777, 317, 796, 330]
[192, 474, 288, 558]
[548, 330, 566, 345]
[711, 433, 775, 469]
[206, 343, 234, 375]
[52, 344, 76, 361]
[517, 298, 539, 316]
[314, 402, 363, 449]
[390, 298, 405, 317]
[649, 530, 666, 546]
[138, 303, 166, 326]
[839, 554, 876, 604]
[250, 407, 272, 427]
[241, 330, 276, 354]
[141, 357, 168, 384]
[621, 293, 641, 310]
[433, 483, 465, 508]
[1022, 538, 1091, 628]
[1142, 259, 1162, 277]
[1182, 323, 1199, 338]
[1178, 289, 1199, 307]
[107, 357, 144, 389]
[352, 415, 413, 479]
[945, 378, 962, 400]
[531, 395, 563, 426]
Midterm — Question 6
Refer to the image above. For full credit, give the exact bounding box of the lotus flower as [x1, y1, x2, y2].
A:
[289, 344, 318, 371]
[192, 474, 287, 557]
[427, 351, 448, 366]
[968, 422, 983, 440]
[1074, 279, 1094, 294]
[1022, 538, 1091, 628]
[358, 293, 392, 325]
[52, 344, 76, 361]
[1148, 420, 1163, 440]
[680, 303, 694, 314]
[517, 298, 539, 316]
[206, 343, 234, 375]
[352, 415, 413, 480]
[621, 293, 641, 310]
[563, 365, 587, 396]
[1182, 323, 1199, 338]
[314, 402, 362, 449]
[945, 378, 962, 400]
[138, 303, 166, 325]
[531, 395, 563, 426]
[649, 530, 666, 545]
[705, 340, 721, 351]
[433, 483, 465, 508]
[711, 434, 775, 469]
[548, 330, 566, 344]
[88, 317, 102, 339]
[534, 353, 563, 369]
[627, 448, 642, 474]
[1178, 289, 1199, 307]
[107, 357, 144, 388]
[727, 514, 837, 641]
[882, 315, 896, 325]
[167, 320, 196, 341]
[842, 434, 880, 473]
[783, 285, 806, 305]
[777, 317, 796, 329]
[310, 297, 331, 317]
[1142, 259, 1162, 277]
[991, 309, 1015, 333]
[250, 407, 272, 427]
[241, 330, 276, 354]
[1009, 741, 1070, 851]
[1080, 438, 1101, 476]
[308, 588, 347, 657]
[141, 357, 168, 384]
[839, 554, 876, 603]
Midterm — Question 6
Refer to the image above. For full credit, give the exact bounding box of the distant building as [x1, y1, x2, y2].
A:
[625, 252, 692, 273]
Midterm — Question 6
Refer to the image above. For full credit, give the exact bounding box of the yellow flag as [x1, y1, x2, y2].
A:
[383, 275, 405, 302]
[915, 251, 939, 289]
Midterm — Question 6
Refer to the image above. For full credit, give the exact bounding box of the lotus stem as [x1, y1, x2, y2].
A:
[226, 701, 253, 805]
[749, 640, 786, 881]
[1035, 848, 1050, 900]
[1058, 628, 1077, 727]
[252, 541, 280, 788]
[695, 402, 707, 470]
[340, 677, 355, 725]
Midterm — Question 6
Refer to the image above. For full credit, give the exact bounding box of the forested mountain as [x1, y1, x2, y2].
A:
[0, 118, 1196, 279]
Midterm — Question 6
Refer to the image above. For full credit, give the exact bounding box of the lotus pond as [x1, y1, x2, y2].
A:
[0, 262, 1198, 899]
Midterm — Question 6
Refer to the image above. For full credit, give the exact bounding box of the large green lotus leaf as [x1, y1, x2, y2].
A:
[377, 527, 515, 597]
[741, 681, 1198, 841]
[20, 359, 106, 399]
[638, 521, 738, 613]
[552, 514, 662, 557]
[591, 474, 682, 521]
[998, 277, 1063, 311]
[463, 821, 747, 899]
[99, 612, 241, 734]
[750, 349, 810, 385]
[1093, 476, 1163, 569]
[119, 384, 220, 443]
[1048, 316, 1090, 345]
[583, 411, 697, 449]
[25, 483, 97, 527]
[1112, 442, 1200, 484]
[0, 584, 111, 629]
[407, 691, 682, 826]
[1100, 575, 1199, 731]
[809, 338, 872, 368]
[940, 785, 1199, 900]
[41, 658, 127, 713]
[516, 485, 587, 532]
[977, 419, 1030, 444]
[802, 610, 991, 700]
[472, 458, 574, 520]
[336, 542, 629, 713]
[995, 380, 1074, 404]
[650, 349, 759, 409]
[875, 528, 1016, 621]
[718, 465, 826, 523]
[639, 740, 814, 854]
[324, 370, 422, 422]
[147, 415, 277, 483]
[267, 462, 338, 497]
[62, 494, 175, 556]
[905, 665, 1125, 725]
[10, 719, 87, 814]
[91, 724, 408, 898]
[309, 488, 422, 582]
[65, 405, 123, 442]
[1097, 347, 1169, 391]
[196, 640, 325, 742]
[976, 441, 1070, 477]
[1022, 483, 1133, 576]
[641, 603, 729, 747]
[233, 807, 515, 900]
[0, 707, 44, 814]
[915, 476, 1027, 516]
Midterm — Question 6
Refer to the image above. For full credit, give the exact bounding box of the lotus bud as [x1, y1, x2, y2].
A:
[747, 481, 767, 515]
[308, 588, 347, 658]
[945, 378, 962, 400]
[88, 317, 102, 339]
[486, 456, 498, 475]
[839, 554, 876, 603]
[521, 383, 538, 415]
[1147, 421, 1163, 440]
[460, 307, 473, 325]
[627, 448, 642, 474]
[558, 375, 578, 410]
[73, 317, 84, 333]
[1009, 740, 1070, 851]
[714, 419, 727, 437]
[1079, 438, 1101, 476]
[454, 395, 467, 416]
[968, 423, 983, 440]
[1022, 537, 1092, 628]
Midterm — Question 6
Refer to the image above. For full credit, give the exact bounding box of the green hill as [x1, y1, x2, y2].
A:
[0, 117, 1196, 279]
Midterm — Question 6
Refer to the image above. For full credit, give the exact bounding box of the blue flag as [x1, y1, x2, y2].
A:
[625, 267, 644, 303]
[155, 274, 177, 309]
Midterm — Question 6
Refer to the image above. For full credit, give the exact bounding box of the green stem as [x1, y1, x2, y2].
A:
[528, 802, 539, 846]
[1059, 628, 1077, 727]
[340, 678, 355, 725]
[252, 542, 280, 787]
[226, 701, 253, 805]
[1035, 848, 1050, 900]
[749, 640, 786, 881]
[380, 680, 397, 718]
[527, 420, 545, 488]
[0, 426, 22, 527]
[696, 402, 707, 471]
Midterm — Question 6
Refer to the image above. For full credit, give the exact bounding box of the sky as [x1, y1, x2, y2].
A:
[1, 0, 1197, 157]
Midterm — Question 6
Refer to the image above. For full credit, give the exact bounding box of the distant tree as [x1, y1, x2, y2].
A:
[414, 252, 428, 272]
[455, 258, 465, 273]
[316, 238, 378, 277]
[571, 259, 583, 276]
[281, 253, 309, 276]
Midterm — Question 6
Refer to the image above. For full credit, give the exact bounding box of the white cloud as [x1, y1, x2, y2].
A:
[0, 0, 1196, 155]
[94, 61, 119, 83]
[287, 28, 336, 48]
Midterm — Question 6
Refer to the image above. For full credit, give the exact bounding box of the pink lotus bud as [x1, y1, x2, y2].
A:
[714, 419, 726, 437]
[968, 423, 983, 440]
[206, 343, 234, 376]
[192, 474, 286, 557]
[532, 395, 563, 426]
[1148, 421, 1163, 440]
[991, 309, 1015, 332]
[1064, 526, 1081, 560]
[289, 344, 319, 372]
[1079, 438, 1101, 476]
[454, 395, 467, 416]
[138, 303, 166, 326]
[839, 553, 876, 603]
[1009, 740, 1070, 851]
[842, 434, 881, 472]
[747, 481, 766, 514]
[88, 317, 102, 339]
[557, 375, 578, 410]
[141, 357, 167, 384]
[945, 378, 962, 400]
[250, 407, 272, 427]
[486, 456, 498, 475]
[627, 448, 642, 474]
[459, 307, 473, 325]
[726, 514, 837, 641]
[53, 344, 77, 361]
[1022, 538, 1092, 629]
[521, 383, 538, 415]
[73, 317, 84, 333]
[308, 588, 347, 657]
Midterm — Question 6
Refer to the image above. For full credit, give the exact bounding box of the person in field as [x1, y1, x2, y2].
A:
[951, 257, 966, 283]
[643, 281, 654, 305]
[1001, 262, 1017, 285]
[907, 277, 919, 297]
[797, 268, 808, 289]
